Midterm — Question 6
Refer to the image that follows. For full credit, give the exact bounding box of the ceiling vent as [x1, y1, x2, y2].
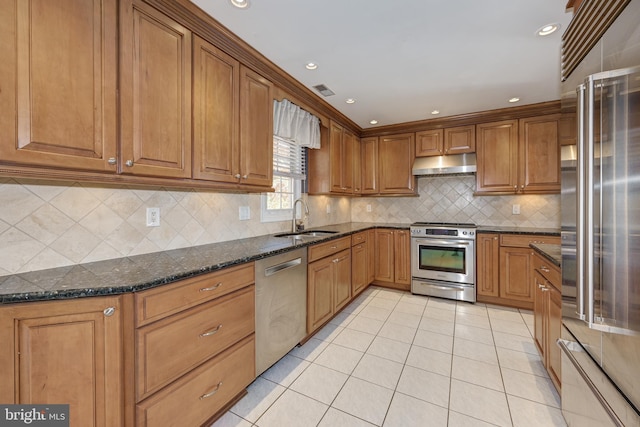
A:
[313, 84, 335, 97]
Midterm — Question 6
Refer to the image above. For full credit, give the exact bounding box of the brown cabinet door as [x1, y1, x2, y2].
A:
[352, 243, 368, 295]
[394, 230, 411, 287]
[361, 137, 378, 194]
[0, 0, 117, 172]
[334, 249, 352, 312]
[415, 129, 444, 157]
[239, 66, 273, 187]
[519, 115, 561, 193]
[476, 234, 500, 298]
[0, 296, 123, 427]
[499, 246, 534, 302]
[353, 136, 362, 194]
[533, 270, 547, 357]
[192, 36, 240, 183]
[342, 130, 356, 193]
[476, 120, 518, 193]
[548, 283, 562, 390]
[375, 229, 395, 282]
[367, 229, 376, 284]
[378, 133, 416, 194]
[445, 125, 476, 154]
[329, 122, 345, 193]
[120, 0, 192, 178]
[307, 257, 334, 333]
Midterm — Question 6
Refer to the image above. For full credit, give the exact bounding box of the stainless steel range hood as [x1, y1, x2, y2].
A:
[412, 153, 476, 175]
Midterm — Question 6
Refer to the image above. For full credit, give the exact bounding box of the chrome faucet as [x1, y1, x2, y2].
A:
[292, 198, 310, 233]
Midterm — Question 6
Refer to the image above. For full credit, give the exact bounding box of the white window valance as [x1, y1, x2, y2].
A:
[273, 99, 321, 149]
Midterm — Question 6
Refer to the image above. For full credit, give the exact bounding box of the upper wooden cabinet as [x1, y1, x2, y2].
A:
[0, 0, 118, 172]
[120, 0, 192, 178]
[361, 137, 378, 194]
[309, 121, 359, 195]
[476, 115, 560, 195]
[416, 125, 475, 157]
[378, 133, 416, 195]
[329, 122, 355, 193]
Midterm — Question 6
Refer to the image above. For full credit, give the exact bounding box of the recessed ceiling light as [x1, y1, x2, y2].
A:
[509, 97, 520, 103]
[370, 119, 378, 125]
[305, 62, 318, 70]
[229, 0, 250, 8]
[346, 98, 356, 104]
[431, 110, 440, 115]
[537, 23, 559, 36]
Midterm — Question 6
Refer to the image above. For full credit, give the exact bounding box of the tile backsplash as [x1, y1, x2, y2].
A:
[0, 174, 559, 275]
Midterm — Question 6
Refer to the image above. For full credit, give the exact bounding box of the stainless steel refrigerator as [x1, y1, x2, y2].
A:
[560, 1, 640, 425]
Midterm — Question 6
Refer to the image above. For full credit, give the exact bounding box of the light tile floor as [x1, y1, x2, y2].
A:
[211, 287, 567, 427]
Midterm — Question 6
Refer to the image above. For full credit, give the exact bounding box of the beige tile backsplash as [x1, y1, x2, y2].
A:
[0, 174, 559, 275]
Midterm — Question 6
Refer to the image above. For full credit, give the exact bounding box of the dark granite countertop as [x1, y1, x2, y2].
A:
[476, 226, 560, 236]
[530, 243, 562, 267]
[0, 222, 410, 304]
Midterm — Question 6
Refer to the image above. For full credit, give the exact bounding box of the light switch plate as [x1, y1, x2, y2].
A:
[512, 204, 521, 215]
[366, 204, 372, 212]
[239, 206, 250, 220]
[326, 204, 331, 214]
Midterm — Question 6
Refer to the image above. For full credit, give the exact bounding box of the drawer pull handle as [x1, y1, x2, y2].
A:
[200, 381, 223, 400]
[330, 246, 337, 249]
[200, 283, 222, 292]
[200, 324, 223, 338]
[540, 266, 550, 273]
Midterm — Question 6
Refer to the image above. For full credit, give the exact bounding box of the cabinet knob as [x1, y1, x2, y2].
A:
[234, 174, 241, 179]
[103, 307, 115, 317]
[494, 237, 498, 240]
[513, 185, 517, 191]
[540, 266, 550, 273]
[107, 157, 117, 165]
[125, 160, 134, 167]
[242, 175, 248, 179]
[521, 185, 525, 190]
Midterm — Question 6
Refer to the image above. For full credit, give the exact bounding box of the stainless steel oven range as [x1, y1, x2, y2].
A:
[410, 222, 476, 303]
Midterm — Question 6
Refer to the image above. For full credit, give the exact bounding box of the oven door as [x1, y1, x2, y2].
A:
[411, 237, 475, 285]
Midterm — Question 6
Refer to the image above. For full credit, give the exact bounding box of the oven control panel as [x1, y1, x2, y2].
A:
[410, 225, 476, 239]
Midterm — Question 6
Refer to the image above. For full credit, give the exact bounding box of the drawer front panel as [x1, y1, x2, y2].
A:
[308, 237, 351, 262]
[136, 286, 255, 400]
[136, 335, 255, 427]
[351, 231, 367, 246]
[500, 234, 560, 248]
[533, 253, 561, 288]
[135, 263, 254, 326]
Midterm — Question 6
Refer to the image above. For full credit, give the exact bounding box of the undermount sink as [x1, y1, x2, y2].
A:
[274, 230, 339, 239]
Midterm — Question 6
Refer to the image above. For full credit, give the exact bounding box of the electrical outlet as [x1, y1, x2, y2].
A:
[366, 204, 372, 212]
[326, 204, 331, 214]
[146, 207, 160, 226]
[239, 206, 250, 220]
[512, 204, 521, 215]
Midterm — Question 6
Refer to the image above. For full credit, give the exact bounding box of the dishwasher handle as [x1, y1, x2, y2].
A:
[264, 257, 303, 277]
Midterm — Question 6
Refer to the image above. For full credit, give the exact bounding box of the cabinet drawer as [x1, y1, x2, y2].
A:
[135, 263, 254, 326]
[136, 286, 254, 400]
[533, 253, 561, 289]
[308, 237, 351, 262]
[500, 234, 560, 248]
[136, 335, 255, 427]
[351, 231, 367, 246]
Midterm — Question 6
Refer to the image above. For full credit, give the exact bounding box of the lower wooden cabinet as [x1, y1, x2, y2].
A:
[374, 228, 411, 290]
[0, 295, 125, 427]
[307, 237, 352, 334]
[477, 233, 559, 309]
[533, 252, 562, 391]
[351, 232, 369, 296]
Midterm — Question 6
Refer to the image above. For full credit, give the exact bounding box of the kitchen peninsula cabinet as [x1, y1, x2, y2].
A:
[0, 295, 125, 427]
[533, 252, 562, 391]
[307, 237, 352, 333]
[476, 233, 560, 309]
[374, 228, 411, 291]
[0, 0, 118, 172]
[378, 134, 416, 195]
[476, 115, 560, 195]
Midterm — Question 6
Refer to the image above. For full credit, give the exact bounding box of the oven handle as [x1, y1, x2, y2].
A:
[413, 239, 471, 246]
[423, 284, 468, 291]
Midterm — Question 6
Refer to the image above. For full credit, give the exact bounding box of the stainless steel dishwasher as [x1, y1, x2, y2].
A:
[255, 247, 307, 375]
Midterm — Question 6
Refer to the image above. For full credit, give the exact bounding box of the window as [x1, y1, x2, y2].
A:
[261, 136, 306, 222]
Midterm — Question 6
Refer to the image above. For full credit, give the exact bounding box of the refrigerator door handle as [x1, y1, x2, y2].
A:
[584, 75, 596, 327]
[575, 83, 587, 322]
[557, 339, 625, 427]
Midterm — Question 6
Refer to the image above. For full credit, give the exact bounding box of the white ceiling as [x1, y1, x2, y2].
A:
[190, 0, 573, 129]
